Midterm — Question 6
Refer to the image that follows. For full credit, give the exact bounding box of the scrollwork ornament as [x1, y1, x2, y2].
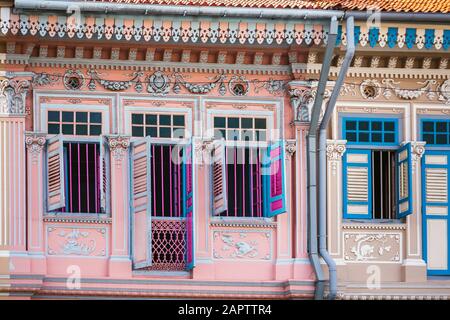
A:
[438, 79, 450, 105]
[0, 79, 30, 115]
[410, 141, 426, 173]
[107, 135, 130, 166]
[146, 71, 170, 96]
[25, 132, 46, 164]
[228, 75, 250, 96]
[326, 140, 347, 176]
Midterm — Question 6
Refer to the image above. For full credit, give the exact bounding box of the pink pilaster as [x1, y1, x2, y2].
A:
[106, 135, 132, 277]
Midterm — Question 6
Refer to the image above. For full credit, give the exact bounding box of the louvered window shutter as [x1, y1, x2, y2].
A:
[47, 135, 66, 211]
[263, 140, 287, 217]
[343, 149, 372, 219]
[423, 152, 448, 216]
[396, 143, 413, 218]
[182, 142, 195, 269]
[130, 137, 152, 269]
[212, 139, 227, 215]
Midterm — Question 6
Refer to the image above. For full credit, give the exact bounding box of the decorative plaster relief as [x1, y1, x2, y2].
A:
[0, 78, 30, 115]
[326, 140, 347, 176]
[212, 230, 272, 261]
[106, 135, 130, 165]
[343, 232, 402, 263]
[25, 132, 46, 164]
[47, 226, 108, 257]
[288, 87, 314, 122]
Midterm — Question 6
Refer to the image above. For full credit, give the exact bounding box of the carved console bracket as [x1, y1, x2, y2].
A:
[25, 132, 47, 164]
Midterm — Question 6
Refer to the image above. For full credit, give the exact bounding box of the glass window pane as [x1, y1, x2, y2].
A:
[159, 114, 171, 126]
[62, 124, 74, 134]
[145, 114, 157, 125]
[132, 114, 143, 125]
[48, 123, 60, 134]
[132, 126, 144, 137]
[358, 121, 369, 131]
[76, 124, 88, 135]
[384, 121, 395, 131]
[346, 132, 357, 142]
[423, 133, 435, 144]
[423, 121, 435, 132]
[89, 125, 102, 136]
[384, 132, 395, 143]
[436, 134, 448, 145]
[90, 112, 102, 123]
[62, 111, 74, 122]
[228, 117, 239, 128]
[371, 121, 382, 131]
[436, 122, 448, 133]
[214, 117, 226, 128]
[358, 132, 370, 142]
[345, 120, 357, 130]
[76, 112, 88, 123]
[241, 118, 253, 129]
[159, 127, 171, 138]
[255, 118, 267, 129]
[145, 126, 157, 137]
[48, 111, 60, 122]
[172, 115, 185, 126]
[372, 132, 382, 142]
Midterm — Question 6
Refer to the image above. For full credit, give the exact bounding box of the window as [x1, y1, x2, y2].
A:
[342, 117, 412, 220]
[343, 118, 397, 145]
[131, 113, 185, 138]
[48, 110, 102, 136]
[211, 116, 286, 218]
[422, 119, 450, 145]
[46, 136, 108, 214]
[130, 137, 194, 271]
[213, 116, 267, 141]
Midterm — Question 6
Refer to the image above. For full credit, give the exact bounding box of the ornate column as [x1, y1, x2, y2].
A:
[326, 140, 347, 279]
[288, 81, 315, 279]
[0, 75, 30, 275]
[106, 135, 132, 277]
[403, 141, 427, 282]
[25, 132, 47, 274]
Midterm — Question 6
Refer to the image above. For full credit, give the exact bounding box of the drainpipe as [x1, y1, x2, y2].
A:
[306, 16, 338, 301]
[317, 16, 355, 300]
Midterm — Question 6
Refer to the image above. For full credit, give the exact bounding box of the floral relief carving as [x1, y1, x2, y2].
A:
[212, 230, 272, 261]
[289, 87, 314, 122]
[326, 140, 347, 176]
[344, 232, 401, 262]
[47, 227, 107, 257]
[0, 78, 30, 115]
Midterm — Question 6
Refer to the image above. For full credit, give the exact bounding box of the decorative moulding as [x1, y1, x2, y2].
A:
[342, 223, 406, 231]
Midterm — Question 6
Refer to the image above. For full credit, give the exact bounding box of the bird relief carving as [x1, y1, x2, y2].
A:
[220, 233, 258, 258]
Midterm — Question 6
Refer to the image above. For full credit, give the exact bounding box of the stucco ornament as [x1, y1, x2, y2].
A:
[107, 135, 130, 165]
[326, 140, 347, 176]
[382, 79, 436, 100]
[146, 71, 170, 96]
[410, 141, 426, 173]
[63, 69, 85, 90]
[25, 132, 46, 164]
[344, 233, 401, 262]
[289, 88, 314, 122]
[32, 72, 59, 86]
[254, 78, 286, 96]
[360, 79, 382, 100]
[285, 140, 296, 158]
[228, 75, 250, 96]
[87, 70, 143, 92]
[438, 79, 450, 104]
[0, 78, 30, 115]
[173, 73, 226, 94]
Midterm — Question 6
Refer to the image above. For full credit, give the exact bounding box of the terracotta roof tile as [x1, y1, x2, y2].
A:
[93, 0, 450, 13]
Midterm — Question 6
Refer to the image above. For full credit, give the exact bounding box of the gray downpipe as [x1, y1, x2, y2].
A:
[14, 1, 450, 22]
[317, 16, 355, 300]
[306, 16, 338, 300]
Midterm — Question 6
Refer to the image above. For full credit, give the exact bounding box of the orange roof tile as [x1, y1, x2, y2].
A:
[93, 0, 450, 13]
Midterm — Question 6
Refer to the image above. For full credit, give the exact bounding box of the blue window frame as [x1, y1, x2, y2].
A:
[421, 119, 450, 146]
[343, 118, 398, 146]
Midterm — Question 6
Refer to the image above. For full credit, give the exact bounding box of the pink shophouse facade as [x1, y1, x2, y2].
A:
[1, 0, 449, 299]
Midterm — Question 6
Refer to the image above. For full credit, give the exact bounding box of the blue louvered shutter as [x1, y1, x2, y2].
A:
[396, 143, 413, 218]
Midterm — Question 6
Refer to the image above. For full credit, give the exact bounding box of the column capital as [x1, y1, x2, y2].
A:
[106, 135, 130, 164]
[285, 139, 296, 159]
[25, 132, 46, 164]
[0, 77, 30, 116]
[409, 141, 426, 174]
[326, 139, 347, 161]
[287, 81, 314, 124]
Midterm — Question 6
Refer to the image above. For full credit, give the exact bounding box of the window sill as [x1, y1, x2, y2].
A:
[343, 219, 406, 231]
[43, 213, 111, 224]
[210, 217, 276, 229]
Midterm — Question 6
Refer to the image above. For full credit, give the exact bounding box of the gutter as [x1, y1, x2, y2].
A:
[317, 16, 355, 300]
[306, 16, 338, 301]
[14, 1, 450, 22]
